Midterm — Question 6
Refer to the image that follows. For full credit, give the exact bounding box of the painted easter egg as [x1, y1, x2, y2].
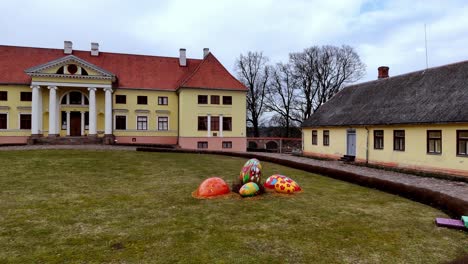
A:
[196, 177, 230, 197]
[264, 174, 286, 189]
[239, 158, 262, 184]
[239, 182, 260, 197]
[274, 178, 296, 194]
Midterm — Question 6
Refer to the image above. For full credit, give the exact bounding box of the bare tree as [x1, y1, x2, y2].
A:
[290, 45, 366, 122]
[265, 63, 299, 137]
[235, 52, 270, 137]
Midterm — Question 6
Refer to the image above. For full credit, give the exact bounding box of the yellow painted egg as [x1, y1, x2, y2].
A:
[239, 182, 260, 197]
[274, 179, 296, 194]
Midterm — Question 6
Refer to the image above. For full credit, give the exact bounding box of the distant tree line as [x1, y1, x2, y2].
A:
[235, 45, 366, 138]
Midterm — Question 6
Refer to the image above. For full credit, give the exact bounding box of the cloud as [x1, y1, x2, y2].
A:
[1, 0, 468, 83]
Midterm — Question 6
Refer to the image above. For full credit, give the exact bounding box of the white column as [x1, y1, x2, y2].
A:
[66, 111, 71, 136]
[104, 87, 113, 135]
[207, 114, 211, 137]
[88, 87, 97, 135]
[38, 88, 43, 133]
[80, 111, 85, 136]
[219, 115, 223, 137]
[30, 85, 40, 135]
[48, 86, 58, 135]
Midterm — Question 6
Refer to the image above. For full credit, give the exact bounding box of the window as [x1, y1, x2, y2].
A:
[197, 141, 208, 149]
[222, 141, 232, 149]
[158, 96, 168, 105]
[211, 116, 219, 131]
[211, 95, 220, 104]
[69, 92, 82, 105]
[223, 96, 232, 105]
[61, 111, 67, 130]
[0, 114, 7, 129]
[198, 95, 208, 104]
[457, 130, 468, 156]
[222, 117, 232, 131]
[20, 92, 32, 102]
[323, 130, 330, 146]
[374, 130, 384, 149]
[85, 112, 89, 130]
[116, 95, 126, 104]
[0, 91, 7, 101]
[137, 96, 148, 105]
[20, 114, 31, 130]
[312, 130, 318, 145]
[198, 116, 208, 130]
[137, 116, 148, 130]
[158, 117, 168, 131]
[427, 130, 442, 154]
[115, 115, 126, 130]
[394, 130, 405, 151]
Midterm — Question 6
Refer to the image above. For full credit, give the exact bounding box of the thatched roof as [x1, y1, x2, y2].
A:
[302, 60, 468, 127]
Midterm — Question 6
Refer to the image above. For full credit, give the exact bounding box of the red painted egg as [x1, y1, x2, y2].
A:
[196, 177, 230, 197]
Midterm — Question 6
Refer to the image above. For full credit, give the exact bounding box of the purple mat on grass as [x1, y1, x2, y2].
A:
[435, 218, 466, 229]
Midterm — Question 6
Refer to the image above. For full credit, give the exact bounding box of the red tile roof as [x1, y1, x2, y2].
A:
[179, 53, 246, 90]
[0, 45, 246, 91]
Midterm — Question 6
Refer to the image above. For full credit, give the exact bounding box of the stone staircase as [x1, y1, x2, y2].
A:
[339, 155, 356, 162]
[29, 136, 103, 145]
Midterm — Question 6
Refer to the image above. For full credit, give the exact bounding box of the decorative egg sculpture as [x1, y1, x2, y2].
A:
[196, 177, 230, 198]
[274, 179, 296, 194]
[239, 158, 262, 184]
[239, 182, 260, 197]
[264, 174, 286, 189]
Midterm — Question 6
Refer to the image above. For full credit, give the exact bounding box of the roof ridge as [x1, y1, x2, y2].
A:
[178, 53, 246, 90]
[177, 53, 209, 88]
[0, 44, 203, 61]
[345, 59, 468, 90]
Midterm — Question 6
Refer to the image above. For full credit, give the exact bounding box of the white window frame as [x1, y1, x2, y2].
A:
[136, 115, 148, 130]
[157, 116, 169, 131]
[18, 113, 32, 130]
[0, 112, 8, 130]
[158, 96, 168, 105]
[114, 114, 128, 130]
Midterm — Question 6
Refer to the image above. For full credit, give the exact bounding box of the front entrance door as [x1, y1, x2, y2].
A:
[347, 130, 356, 156]
[70, 112, 81, 136]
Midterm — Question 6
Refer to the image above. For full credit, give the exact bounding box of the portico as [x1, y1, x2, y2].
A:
[24, 54, 116, 144]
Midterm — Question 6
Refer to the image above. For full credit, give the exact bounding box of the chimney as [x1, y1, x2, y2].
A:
[203, 48, 210, 58]
[91, 42, 99, 56]
[378, 66, 389, 79]
[179, 48, 187, 66]
[64, 41, 73, 54]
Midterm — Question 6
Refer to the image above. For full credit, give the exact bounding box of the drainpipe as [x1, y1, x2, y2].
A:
[365, 127, 369, 164]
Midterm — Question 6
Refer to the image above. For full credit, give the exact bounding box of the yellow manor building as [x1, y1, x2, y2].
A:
[302, 64, 468, 176]
[0, 42, 247, 151]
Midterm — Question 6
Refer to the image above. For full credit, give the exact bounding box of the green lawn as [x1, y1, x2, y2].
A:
[0, 150, 467, 263]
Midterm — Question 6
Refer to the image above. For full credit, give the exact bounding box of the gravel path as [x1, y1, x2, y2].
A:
[252, 152, 468, 203]
[2, 145, 467, 204]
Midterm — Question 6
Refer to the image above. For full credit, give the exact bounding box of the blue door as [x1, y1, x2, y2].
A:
[347, 131, 356, 156]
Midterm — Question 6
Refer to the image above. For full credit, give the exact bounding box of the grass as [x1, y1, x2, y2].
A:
[0, 150, 467, 263]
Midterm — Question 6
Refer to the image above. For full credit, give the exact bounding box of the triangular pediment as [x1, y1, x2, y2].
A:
[24, 55, 116, 82]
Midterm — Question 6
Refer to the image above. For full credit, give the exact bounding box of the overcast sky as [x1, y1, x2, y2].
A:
[2, 0, 468, 83]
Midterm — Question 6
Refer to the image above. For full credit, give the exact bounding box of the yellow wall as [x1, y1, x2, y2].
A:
[303, 124, 468, 174]
[0, 85, 32, 136]
[178, 88, 246, 138]
[112, 89, 178, 137]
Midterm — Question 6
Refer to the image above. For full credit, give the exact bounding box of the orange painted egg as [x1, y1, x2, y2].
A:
[239, 182, 260, 197]
[274, 179, 296, 194]
[196, 177, 230, 197]
[239, 159, 262, 184]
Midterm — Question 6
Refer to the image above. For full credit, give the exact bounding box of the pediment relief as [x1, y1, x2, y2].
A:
[25, 55, 116, 82]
